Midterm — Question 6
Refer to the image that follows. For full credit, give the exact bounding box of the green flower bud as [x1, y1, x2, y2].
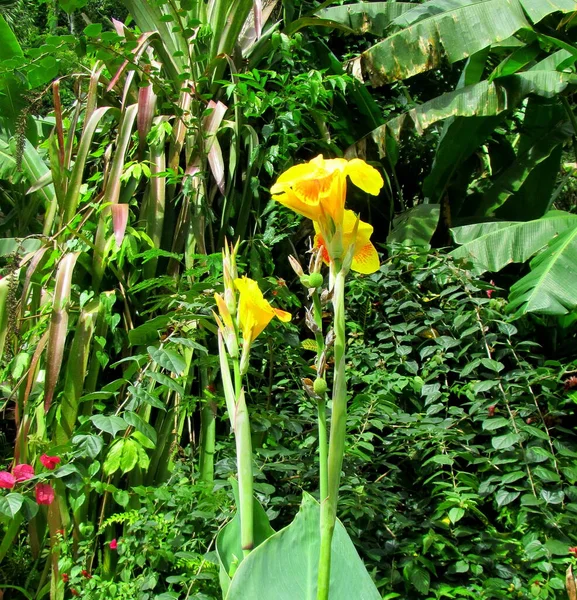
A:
[299, 275, 312, 288]
[308, 273, 324, 288]
[313, 377, 328, 395]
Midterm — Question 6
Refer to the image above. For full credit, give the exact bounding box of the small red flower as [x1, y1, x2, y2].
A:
[206, 384, 216, 394]
[40, 454, 61, 470]
[272, 290, 278, 296]
[81, 569, 91, 579]
[61, 573, 69, 583]
[35, 483, 55, 505]
[109, 538, 118, 550]
[13, 463, 34, 482]
[488, 405, 496, 417]
[486, 280, 496, 298]
[569, 547, 577, 557]
[70, 589, 79, 597]
[564, 376, 577, 391]
[0, 471, 15, 489]
[276, 278, 286, 287]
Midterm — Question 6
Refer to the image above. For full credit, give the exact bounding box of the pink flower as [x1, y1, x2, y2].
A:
[40, 454, 61, 470]
[486, 280, 496, 298]
[35, 483, 55, 505]
[13, 463, 34, 482]
[0, 471, 15, 489]
[109, 539, 118, 550]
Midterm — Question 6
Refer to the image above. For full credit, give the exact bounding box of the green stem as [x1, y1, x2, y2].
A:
[317, 398, 328, 505]
[199, 368, 217, 484]
[233, 361, 254, 556]
[312, 289, 327, 502]
[318, 266, 347, 600]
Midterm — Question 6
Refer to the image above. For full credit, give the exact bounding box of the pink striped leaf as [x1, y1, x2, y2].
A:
[111, 204, 129, 248]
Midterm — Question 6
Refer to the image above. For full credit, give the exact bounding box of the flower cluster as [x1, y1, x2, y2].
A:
[0, 453, 61, 505]
[271, 155, 384, 274]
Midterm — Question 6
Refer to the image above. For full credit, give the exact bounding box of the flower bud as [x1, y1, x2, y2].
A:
[308, 273, 323, 289]
[288, 255, 304, 278]
[313, 378, 328, 395]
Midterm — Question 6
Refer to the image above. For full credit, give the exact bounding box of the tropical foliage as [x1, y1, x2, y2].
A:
[0, 0, 577, 599]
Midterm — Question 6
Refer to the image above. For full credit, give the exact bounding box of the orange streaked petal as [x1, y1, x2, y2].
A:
[351, 241, 380, 274]
[273, 309, 292, 322]
[272, 187, 326, 222]
[313, 232, 331, 265]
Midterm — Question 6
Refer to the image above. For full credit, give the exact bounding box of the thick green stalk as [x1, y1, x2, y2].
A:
[199, 368, 217, 484]
[312, 289, 328, 503]
[317, 398, 328, 505]
[234, 387, 254, 556]
[318, 267, 347, 600]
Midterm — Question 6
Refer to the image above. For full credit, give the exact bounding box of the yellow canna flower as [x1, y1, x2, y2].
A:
[270, 155, 383, 235]
[234, 276, 291, 344]
[314, 210, 380, 275]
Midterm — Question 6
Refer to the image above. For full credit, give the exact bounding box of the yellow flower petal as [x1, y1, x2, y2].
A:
[351, 241, 380, 274]
[214, 293, 234, 331]
[234, 277, 291, 343]
[314, 210, 380, 274]
[273, 308, 292, 322]
[345, 159, 384, 196]
[271, 156, 383, 236]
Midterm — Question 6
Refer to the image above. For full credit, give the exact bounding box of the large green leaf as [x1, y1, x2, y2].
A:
[315, 2, 418, 36]
[351, 0, 577, 86]
[491, 96, 566, 220]
[519, 0, 577, 23]
[359, 69, 576, 159]
[0, 13, 26, 131]
[226, 493, 380, 600]
[422, 50, 505, 206]
[217, 485, 275, 597]
[387, 204, 440, 247]
[508, 226, 577, 315]
[450, 210, 577, 273]
[475, 119, 571, 217]
[352, 0, 530, 85]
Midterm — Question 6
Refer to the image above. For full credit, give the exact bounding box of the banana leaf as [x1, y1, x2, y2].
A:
[507, 225, 577, 315]
[450, 210, 577, 274]
[315, 2, 418, 36]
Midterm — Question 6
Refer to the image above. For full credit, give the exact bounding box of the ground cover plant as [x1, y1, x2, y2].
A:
[0, 0, 577, 598]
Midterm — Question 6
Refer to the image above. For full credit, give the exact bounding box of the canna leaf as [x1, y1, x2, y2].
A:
[55, 300, 100, 444]
[111, 204, 129, 248]
[44, 253, 79, 413]
[61, 107, 112, 225]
